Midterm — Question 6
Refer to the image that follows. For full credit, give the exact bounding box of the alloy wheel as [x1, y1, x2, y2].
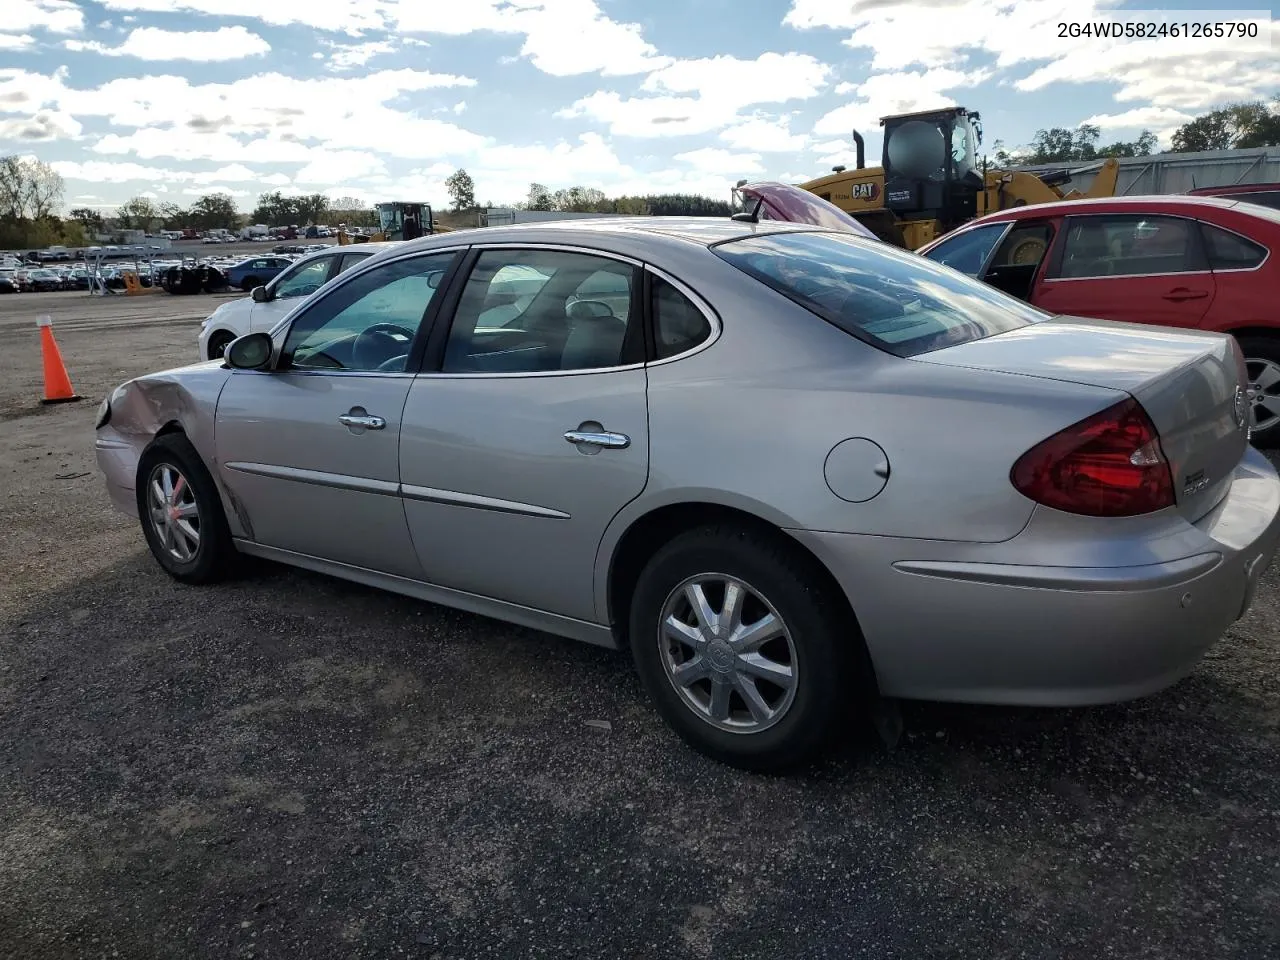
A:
[147, 463, 201, 563]
[1246, 357, 1280, 435]
[657, 574, 798, 734]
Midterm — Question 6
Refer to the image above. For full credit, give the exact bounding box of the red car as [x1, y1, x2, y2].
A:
[917, 196, 1280, 445]
[1188, 182, 1280, 211]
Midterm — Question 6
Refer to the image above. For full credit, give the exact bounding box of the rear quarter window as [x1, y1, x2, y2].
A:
[713, 230, 1050, 357]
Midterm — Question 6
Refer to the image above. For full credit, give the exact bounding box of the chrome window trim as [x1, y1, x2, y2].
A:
[1043, 211, 1270, 282]
[643, 263, 724, 367]
[419, 243, 648, 380]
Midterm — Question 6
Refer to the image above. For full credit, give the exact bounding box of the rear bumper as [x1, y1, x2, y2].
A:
[792, 448, 1280, 706]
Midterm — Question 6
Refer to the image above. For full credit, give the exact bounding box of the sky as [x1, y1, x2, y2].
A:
[0, 0, 1275, 213]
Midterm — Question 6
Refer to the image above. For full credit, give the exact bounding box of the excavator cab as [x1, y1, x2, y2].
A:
[880, 106, 985, 234]
[376, 202, 435, 241]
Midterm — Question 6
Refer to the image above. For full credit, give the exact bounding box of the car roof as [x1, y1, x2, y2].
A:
[970, 195, 1255, 223]
[1188, 182, 1280, 196]
[377, 216, 823, 265]
[295, 241, 397, 261]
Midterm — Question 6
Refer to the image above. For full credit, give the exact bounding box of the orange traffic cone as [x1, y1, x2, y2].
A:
[37, 315, 81, 405]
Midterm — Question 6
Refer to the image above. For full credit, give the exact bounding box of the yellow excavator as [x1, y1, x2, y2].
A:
[337, 202, 453, 244]
[795, 106, 1120, 250]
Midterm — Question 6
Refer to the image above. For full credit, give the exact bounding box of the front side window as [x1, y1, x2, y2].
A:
[921, 223, 1009, 276]
[273, 257, 333, 300]
[714, 230, 1049, 357]
[443, 249, 637, 373]
[1056, 215, 1206, 279]
[281, 253, 455, 372]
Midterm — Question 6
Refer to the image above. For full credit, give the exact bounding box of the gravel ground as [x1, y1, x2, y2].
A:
[1, 294, 1278, 959]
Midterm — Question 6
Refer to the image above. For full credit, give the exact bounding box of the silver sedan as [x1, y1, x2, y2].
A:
[95, 217, 1280, 771]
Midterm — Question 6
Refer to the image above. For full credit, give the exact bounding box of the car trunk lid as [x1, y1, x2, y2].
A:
[918, 315, 1250, 522]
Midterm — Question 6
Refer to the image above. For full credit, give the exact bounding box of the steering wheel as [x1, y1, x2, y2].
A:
[353, 322, 415, 371]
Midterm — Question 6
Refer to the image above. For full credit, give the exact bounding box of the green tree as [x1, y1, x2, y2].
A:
[158, 202, 187, 230]
[328, 195, 376, 228]
[188, 192, 238, 230]
[445, 168, 476, 212]
[1170, 98, 1280, 152]
[0, 155, 64, 221]
[117, 195, 159, 230]
[67, 206, 105, 233]
[525, 182, 552, 211]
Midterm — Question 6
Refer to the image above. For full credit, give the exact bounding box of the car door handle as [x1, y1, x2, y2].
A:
[339, 414, 386, 430]
[1162, 288, 1209, 301]
[564, 429, 630, 449]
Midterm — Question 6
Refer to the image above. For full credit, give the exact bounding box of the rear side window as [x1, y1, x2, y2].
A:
[1202, 224, 1267, 270]
[713, 231, 1048, 357]
[652, 275, 711, 359]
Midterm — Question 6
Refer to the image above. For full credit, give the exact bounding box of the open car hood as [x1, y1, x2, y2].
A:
[737, 181, 879, 241]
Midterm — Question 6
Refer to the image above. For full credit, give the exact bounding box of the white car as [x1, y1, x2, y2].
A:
[197, 243, 396, 360]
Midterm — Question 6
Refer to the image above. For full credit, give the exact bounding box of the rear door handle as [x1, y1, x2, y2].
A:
[1162, 288, 1209, 302]
[339, 414, 386, 430]
[564, 430, 630, 449]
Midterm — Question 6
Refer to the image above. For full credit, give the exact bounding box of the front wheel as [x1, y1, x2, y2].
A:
[135, 434, 236, 584]
[207, 330, 235, 361]
[1238, 335, 1280, 448]
[628, 525, 856, 772]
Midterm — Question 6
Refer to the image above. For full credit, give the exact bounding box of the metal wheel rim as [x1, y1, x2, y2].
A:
[1245, 357, 1280, 434]
[210, 335, 232, 359]
[147, 463, 201, 563]
[656, 573, 799, 735]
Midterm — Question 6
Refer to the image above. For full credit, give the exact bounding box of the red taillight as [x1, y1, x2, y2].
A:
[1011, 397, 1174, 518]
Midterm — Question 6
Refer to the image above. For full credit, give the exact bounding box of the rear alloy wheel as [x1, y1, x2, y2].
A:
[629, 525, 854, 772]
[239, 276, 260, 292]
[1238, 336, 1280, 448]
[135, 434, 235, 584]
[207, 330, 235, 361]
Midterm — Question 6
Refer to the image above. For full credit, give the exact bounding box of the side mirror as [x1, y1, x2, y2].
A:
[225, 332, 274, 370]
[251, 285, 270, 303]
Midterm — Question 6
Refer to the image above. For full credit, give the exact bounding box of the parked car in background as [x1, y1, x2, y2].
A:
[917, 196, 1280, 444]
[98, 217, 1280, 771]
[197, 242, 396, 359]
[223, 255, 295, 292]
[1188, 182, 1280, 210]
[25, 268, 65, 292]
[0, 274, 17, 294]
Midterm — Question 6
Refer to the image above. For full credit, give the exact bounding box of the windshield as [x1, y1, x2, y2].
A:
[713, 231, 1050, 357]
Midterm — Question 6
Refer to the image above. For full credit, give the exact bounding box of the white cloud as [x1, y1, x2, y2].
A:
[11, 0, 83, 34]
[295, 151, 388, 185]
[0, 111, 81, 140]
[788, 0, 1279, 113]
[320, 39, 396, 70]
[0, 34, 36, 51]
[675, 147, 764, 176]
[65, 26, 271, 61]
[1081, 106, 1194, 131]
[813, 67, 988, 137]
[720, 115, 808, 153]
[642, 53, 831, 105]
[98, 0, 387, 35]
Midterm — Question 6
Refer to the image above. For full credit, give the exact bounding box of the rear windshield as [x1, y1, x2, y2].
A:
[713, 230, 1050, 357]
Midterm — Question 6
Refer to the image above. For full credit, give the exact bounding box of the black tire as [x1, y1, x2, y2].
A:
[135, 433, 236, 584]
[207, 330, 235, 361]
[1237, 335, 1280, 449]
[239, 276, 260, 292]
[628, 524, 857, 773]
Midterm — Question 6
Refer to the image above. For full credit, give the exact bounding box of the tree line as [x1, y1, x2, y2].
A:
[443, 168, 731, 218]
[994, 95, 1280, 165]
